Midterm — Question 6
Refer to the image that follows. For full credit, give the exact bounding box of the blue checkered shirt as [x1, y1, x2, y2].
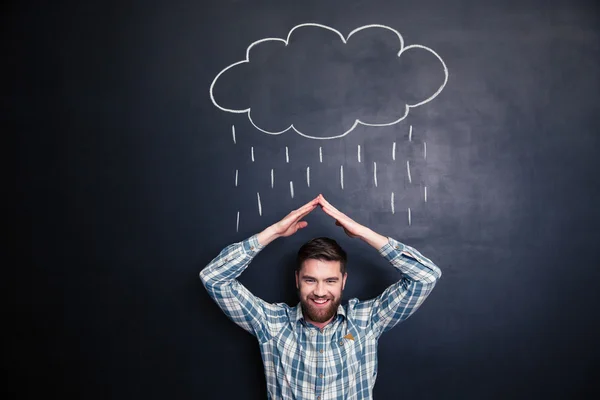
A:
[200, 235, 441, 400]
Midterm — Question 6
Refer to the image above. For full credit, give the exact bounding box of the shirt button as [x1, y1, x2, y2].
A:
[250, 246, 254, 250]
[339, 340, 344, 345]
[319, 349, 324, 353]
[317, 396, 321, 400]
[319, 373, 323, 378]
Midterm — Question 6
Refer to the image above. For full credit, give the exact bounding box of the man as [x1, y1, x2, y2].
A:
[200, 194, 441, 399]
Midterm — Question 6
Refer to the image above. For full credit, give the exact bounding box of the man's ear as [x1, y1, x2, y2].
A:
[342, 272, 348, 290]
[295, 270, 299, 289]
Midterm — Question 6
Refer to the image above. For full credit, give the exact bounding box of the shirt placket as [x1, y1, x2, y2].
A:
[314, 326, 327, 400]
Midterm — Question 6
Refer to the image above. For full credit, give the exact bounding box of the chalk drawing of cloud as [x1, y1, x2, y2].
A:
[209, 23, 448, 140]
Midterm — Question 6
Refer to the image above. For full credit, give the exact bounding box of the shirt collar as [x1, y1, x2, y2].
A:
[294, 302, 346, 325]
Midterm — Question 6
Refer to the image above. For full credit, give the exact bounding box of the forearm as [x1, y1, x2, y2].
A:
[380, 237, 442, 284]
[199, 235, 264, 289]
[359, 228, 389, 250]
[257, 225, 280, 246]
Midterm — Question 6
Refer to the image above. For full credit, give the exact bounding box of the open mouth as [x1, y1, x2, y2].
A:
[311, 298, 330, 307]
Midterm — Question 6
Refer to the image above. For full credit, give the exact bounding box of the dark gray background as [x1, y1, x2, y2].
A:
[12, 0, 600, 398]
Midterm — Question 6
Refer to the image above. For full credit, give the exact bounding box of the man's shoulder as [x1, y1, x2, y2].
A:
[342, 298, 375, 330]
[262, 301, 298, 323]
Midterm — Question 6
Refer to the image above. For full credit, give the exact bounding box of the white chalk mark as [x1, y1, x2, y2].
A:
[408, 208, 412, 226]
[251, 146, 255, 162]
[358, 145, 361, 162]
[424, 142, 427, 159]
[286, 146, 289, 163]
[392, 142, 396, 161]
[257, 192, 262, 216]
[424, 186, 428, 202]
[232, 125, 236, 144]
[407, 160, 412, 183]
[391, 192, 395, 214]
[209, 23, 449, 140]
[374, 162, 378, 187]
[235, 169, 238, 187]
[340, 165, 344, 189]
[236, 211, 240, 232]
[306, 167, 310, 187]
[409, 125, 413, 142]
[290, 181, 294, 198]
[319, 147, 323, 163]
[271, 169, 274, 188]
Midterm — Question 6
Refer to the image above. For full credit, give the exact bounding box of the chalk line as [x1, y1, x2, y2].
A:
[424, 186, 428, 202]
[236, 211, 240, 232]
[408, 208, 411, 226]
[424, 142, 427, 159]
[306, 167, 310, 187]
[271, 169, 274, 188]
[290, 181, 294, 198]
[257, 192, 262, 216]
[392, 142, 396, 161]
[409, 125, 413, 142]
[358, 145, 361, 162]
[235, 169, 238, 187]
[319, 147, 323, 163]
[340, 165, 344, 189]
[209, 23, 449, 140]
[374, 162, 378, 187]
[391, 192, 395, 214]
[286, 146, 289, 163]
[407, 160, 412, 183]
[232, 125, 236, 144]
[251, 146, 254, 162]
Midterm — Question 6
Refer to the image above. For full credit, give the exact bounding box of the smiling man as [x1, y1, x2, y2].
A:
[295, 237, 348, 330]
[200, 194, 441, 400]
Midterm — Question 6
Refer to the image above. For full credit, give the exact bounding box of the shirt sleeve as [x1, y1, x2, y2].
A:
[359, 237, 442, 338]
[199, 234, 281, 343]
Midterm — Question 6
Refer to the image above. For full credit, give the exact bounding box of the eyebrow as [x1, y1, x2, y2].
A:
[302, 275, 339, 281]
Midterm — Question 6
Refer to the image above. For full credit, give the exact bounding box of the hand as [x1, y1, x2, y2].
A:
[318, 194, 388, 249]
[257, 196, 319, 245]
[317, 194, 368, 239]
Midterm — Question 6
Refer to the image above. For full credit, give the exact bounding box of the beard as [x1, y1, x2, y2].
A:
[299, 291, 343, 323]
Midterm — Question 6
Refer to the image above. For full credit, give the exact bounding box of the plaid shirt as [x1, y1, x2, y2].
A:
[200, 235, 441, 400]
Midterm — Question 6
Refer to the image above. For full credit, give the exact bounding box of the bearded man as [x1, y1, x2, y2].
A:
[200, 194, 441, 400]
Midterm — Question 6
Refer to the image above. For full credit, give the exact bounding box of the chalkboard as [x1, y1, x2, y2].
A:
[12, 0, 600, 398]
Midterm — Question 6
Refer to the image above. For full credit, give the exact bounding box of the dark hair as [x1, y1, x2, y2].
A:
[296, 237, 347, 275]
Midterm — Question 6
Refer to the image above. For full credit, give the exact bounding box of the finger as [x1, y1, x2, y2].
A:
[289, 200, 317, 220]
[321, 207, 342, 223]
[319, 195, 340, 213]
[321, 202, 345, 221]
[297, 204, 317, 220]
[296, 221, 308, 230]
[296, 197, 319, 215]
[322, 204, 344, 221]
[288, 204, 317, 225]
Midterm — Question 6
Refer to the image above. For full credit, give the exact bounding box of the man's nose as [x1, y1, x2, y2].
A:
[314, 283, 327, 296]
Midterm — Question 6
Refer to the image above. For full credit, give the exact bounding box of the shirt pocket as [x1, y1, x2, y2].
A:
[332, 329, 364, 381]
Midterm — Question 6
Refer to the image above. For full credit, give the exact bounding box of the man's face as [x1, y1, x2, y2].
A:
[295, 258, 347, 324]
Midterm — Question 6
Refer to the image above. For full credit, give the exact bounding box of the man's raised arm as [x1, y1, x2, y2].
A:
[318, 195, 442, 338]
[199, 197, 319, 341]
